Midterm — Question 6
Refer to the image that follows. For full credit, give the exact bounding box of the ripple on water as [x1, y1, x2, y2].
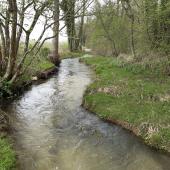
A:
[4, 58, 170, 170]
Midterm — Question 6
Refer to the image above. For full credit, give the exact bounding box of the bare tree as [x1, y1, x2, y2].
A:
[121, 0, 136, 58]
[0, 0, 55, 84]
[96, 0, 119, 57]
[50, 0, 60, 66]
[61, 0, 94, 52]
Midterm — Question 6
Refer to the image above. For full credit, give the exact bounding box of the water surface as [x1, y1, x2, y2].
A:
[5, 58, 170, 170]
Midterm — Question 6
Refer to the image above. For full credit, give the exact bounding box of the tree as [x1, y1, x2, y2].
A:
[51, 0, 60, 66]
[84, 0, 170, 57]
[144, 0, 159, 48]
[120, 0, 136, 58]
[61, 0, 93, 52]
[160, 0, 170, 47]
[0, 0, 61, 85]
[61, 0, 77, 52]
[96, 0, 119, 57]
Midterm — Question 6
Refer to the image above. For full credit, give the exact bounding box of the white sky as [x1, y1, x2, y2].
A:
[26, 0, 95, 44]
[30, 21, 68, 43]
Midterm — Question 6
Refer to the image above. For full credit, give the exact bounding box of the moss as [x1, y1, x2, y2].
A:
[0, 138, 16, 170]
[82, 55, 170, 152]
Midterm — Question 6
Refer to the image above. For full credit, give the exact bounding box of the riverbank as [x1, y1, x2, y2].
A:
[81, 55, 170, 153]
[0, 59, 55, 98]
[60, 51, 86, 59]
[0, 59, 56, 169]
[0, 52, 86, 169]
[0, 110, 15, 169]
[0, 49, 87, 168]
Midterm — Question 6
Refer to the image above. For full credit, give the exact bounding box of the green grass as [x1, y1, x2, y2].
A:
[16, 58, 55, 85]
[60, 51, 86, 59]
[35, 60, 54, 71]
[0, 138, 16, 170]
[59, 41, 86, 59]
[81, 56, 170, 152]
[0, 49, 54, 169]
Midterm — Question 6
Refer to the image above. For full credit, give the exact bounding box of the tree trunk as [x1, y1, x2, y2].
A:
[61, 0, 78, 52]
[53, 0, 60, 60]
[48, 0, 61, 66]
[0, 21, 6, 63]
[96, 0, 119, 57]
[4, 0, 17, 80]
[130, 16, 136, 58]
[24, 32, 30, 53]
[144, 0, 159, 48]
[0, 46, 2, 71]
[121, 0, 136, 58]
[160, 0, 170, 44]
[78, 0, 86, 51]
[16, 0, 25, 54]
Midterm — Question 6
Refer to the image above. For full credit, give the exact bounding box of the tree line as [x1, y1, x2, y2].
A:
[0, 0, 91, 88]
[1, 0, 169, 89]
[84, 0, 170, 58]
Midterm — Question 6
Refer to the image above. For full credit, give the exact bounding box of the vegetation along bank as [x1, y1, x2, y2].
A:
[81, 55, 170, 153]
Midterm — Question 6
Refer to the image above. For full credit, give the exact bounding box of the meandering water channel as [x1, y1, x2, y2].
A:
[4, 58, 170, 170]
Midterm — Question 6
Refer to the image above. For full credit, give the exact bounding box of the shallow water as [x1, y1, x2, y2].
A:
[4, 58, 170, 170]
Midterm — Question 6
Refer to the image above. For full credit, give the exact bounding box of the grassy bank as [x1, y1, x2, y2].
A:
[81, 55, 170, 152]
[59, 42, 86, 59]
[0, 51, 55, 169]
[18, 58, 55, 83]
[0, 59, 55, 97]
[0, 110, 15, 169]
[60, 51, 86, 59]
[0, 138, 15, 170]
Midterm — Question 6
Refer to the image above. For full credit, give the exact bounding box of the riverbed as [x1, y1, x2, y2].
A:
[4, 58, 170, 170]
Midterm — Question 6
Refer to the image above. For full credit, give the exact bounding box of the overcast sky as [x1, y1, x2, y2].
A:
[30, 20, 68, 43]
[29, 0, 95, 44]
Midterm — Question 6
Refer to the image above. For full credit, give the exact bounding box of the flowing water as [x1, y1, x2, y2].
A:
[4, 58, 170, 170]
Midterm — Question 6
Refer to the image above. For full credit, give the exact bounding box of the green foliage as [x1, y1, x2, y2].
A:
[0, 138, 16, 170]
[85, 0, 170, 56]
[59, 42, 69, 53]
[82, 56, 170, 151]
[39, 47, 50, 59]
[61, 51, 85, 59]
[59, 42, 86, 59]
[23, 46, 54, 74]
[0, 80, 12, 97]
[0, 44, 55, 97]
[36, 60, 54, 70]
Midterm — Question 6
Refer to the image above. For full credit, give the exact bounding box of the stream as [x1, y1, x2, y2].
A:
[4, 58, 170, 170]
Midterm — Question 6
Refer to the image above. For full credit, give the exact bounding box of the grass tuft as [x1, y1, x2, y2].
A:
[0, 138, 16, 170]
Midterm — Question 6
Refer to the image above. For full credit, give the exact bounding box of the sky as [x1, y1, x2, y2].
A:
[30, 20, 68, 43]
[26, 0, 95, 44]
[29, 0, 96, 44]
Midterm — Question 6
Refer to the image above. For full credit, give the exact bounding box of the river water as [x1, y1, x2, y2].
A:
[4, 58, 170, 170]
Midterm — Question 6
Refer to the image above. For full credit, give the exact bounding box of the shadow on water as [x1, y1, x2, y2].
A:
[3, 58, 170, 170]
